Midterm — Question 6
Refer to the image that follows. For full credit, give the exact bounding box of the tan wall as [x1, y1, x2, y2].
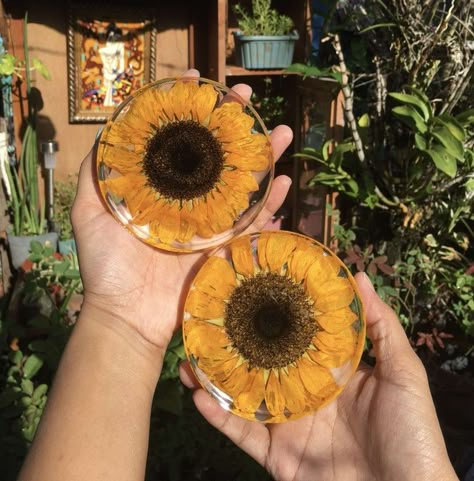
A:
[23, 3, 190, 181]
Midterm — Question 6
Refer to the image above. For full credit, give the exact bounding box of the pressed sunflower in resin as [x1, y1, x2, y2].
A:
[97, 77, 272, 252]
[183, 231, 365, 423]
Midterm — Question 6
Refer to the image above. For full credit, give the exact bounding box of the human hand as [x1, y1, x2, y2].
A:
[180, 272, 458, 481]
[71, 70, 293, 353]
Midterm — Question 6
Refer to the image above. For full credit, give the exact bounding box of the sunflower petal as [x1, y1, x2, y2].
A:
[105, 174, 145, 199]
[312, 277, 355, 312]
[257, 232, 270, 271]
[265, 370, 286, 417]
[210, 102, 255, 142]
[279, 365, 307, 415]
[200, 354, 240, 384]
[316, 306, 358, 334]
[313, 326, 357, 356]
[185, 289, 225, 319]
[101, 146, 143, 175]
[183, 319, 229, 358]
[264, 232, 298, 273]
[231, 235, 255, 277]
[234, 368, 265, 415]
[193, 256, 237, 299]
[288, 244, 323, 284]
[297, 357, 334, 396]
[191, 83, 218, 124]
[220, 361, 253, 399]
[307, 347, 352, 369]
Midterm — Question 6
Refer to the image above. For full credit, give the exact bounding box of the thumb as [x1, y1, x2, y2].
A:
[355, 272, 416, 374]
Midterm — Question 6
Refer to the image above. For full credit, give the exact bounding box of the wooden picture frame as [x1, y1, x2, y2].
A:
[67, 5, 156, 123]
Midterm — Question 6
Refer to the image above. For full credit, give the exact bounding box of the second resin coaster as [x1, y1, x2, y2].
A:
[183, 231, 366, 423]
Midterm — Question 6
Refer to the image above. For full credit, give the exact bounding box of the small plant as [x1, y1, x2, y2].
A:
[233, 0, 294, 36]
[53, 176, 77, 241]
[251, 77, 286, 129]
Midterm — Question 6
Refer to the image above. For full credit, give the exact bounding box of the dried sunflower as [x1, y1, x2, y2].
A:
[183, 231, 365, 423]
[97, 77, 273, 252]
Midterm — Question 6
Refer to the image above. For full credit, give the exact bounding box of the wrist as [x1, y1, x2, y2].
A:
[77, 300, 164, 395]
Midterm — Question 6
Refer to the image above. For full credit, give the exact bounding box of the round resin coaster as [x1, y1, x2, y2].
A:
[96, 77, 273, 252]
[183, 231, 366, 423]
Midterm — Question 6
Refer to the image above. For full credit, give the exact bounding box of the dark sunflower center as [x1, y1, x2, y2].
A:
[224, 272, 316, 369]
[142, 120, 224, 201]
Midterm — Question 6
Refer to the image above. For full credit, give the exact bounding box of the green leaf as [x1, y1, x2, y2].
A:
[358, 113, 370, 128]
[0, 53, 17, 76]
[29, 240, 43, 255]
[425, 146, 457, 178]
[404, 86, 433, 118]
[436, 115, 466, 142]
[389, 92, 431, 121]
[21, 379, 34, 396]
[455, 109, 474, 126]
[22, 354, 44, 380]
[32, 58, 51, 80]
[31, 384, 48, 403]
[414, 133, 427, 150]
[392, 105, 428, 134]
[431, 126, 464, 161]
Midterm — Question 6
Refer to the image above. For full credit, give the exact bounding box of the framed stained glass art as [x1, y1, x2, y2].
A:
[67, 5, 156, 123]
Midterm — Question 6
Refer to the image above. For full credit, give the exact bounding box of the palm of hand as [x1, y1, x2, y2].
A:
[73, 186, 202, 348]
[250, 358, 447, 481]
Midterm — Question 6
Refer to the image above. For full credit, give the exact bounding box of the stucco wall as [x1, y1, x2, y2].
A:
[22, 2, 190, 180]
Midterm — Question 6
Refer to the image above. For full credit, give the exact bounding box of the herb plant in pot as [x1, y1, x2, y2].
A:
[0, 18, 55, 269]
[54, 176, 77, 256]
[233, 0, 299, 69]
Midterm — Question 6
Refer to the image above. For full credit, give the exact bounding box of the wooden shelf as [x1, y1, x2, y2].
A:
[225, 65, 299, 77]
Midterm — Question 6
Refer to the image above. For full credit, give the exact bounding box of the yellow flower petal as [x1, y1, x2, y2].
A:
[288, 244, 324, 284]
[279, 365, 307, 415]
[234, 367, 265, 415]
[231, 235, 255, 277]
[101, 146, 143, 175]
[183, 319, 229, 359]
[313, 326, 357, 356]
[307, 347, 352, 369]
[185, 289, 225, 319]
[193, 256, 237, 299]
[105, 173, 145, 199]
[312, 277, 355, 312]
[265, 370, 286, 417]
[191, 83, 218, 124]
[200, 354, 240, 384]
[257, 231, 270, 271]
[316, 306, 358, 334]
[210, 102, 255, 142]
[297, 357, 334, 396]
[264, 232, 298, 273]
[220, 361, 253, 400]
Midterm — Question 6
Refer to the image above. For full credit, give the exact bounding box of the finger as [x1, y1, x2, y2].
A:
[355, 272, 415, 371]
[193, 389, 270, 468]
[220, 83, 253, 107]
[179, 360, 200, 389]
[246, 175, 291, 232]
[73, 148, 103, 210]
[182, 68, 200, 78]
[270, 124, 293, 162]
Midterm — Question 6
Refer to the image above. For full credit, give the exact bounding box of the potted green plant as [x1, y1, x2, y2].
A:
[233, 0, 299, 69]
[53, 176, 78, 256]
[0, 16, 54, 269]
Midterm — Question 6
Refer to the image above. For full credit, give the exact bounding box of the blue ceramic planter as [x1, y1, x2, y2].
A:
[8, 232, 58, 270]
[234, 31, 299, 69]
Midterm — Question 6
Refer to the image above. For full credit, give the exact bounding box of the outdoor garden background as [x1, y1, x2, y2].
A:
[0, 1, 473, 480]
